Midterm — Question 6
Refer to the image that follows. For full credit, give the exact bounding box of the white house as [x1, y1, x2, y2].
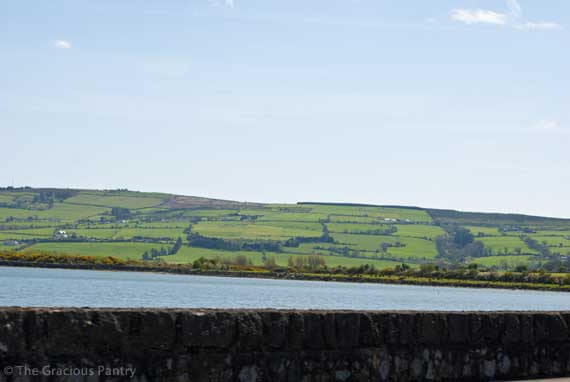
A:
[54, 230, 68, 239]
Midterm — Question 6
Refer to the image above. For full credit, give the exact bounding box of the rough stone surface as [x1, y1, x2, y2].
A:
[0, 308, 569, 381]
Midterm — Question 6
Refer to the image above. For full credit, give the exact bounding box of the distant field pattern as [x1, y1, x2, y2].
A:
[2, 189, 570, 270]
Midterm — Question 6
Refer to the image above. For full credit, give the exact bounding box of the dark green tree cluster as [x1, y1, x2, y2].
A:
[287, 255, 326, 270]
[435, 225, 488, 262]
[142, 242, 180, 261]
[111, 207, 131, 220]
[187, 232, 281, 252]
[171, 237, 183, 254]
[283, 224, 334, 248]
[340, 225, 398, 236]
[31, 190, 76, 207]
[521, 235, 551, 256]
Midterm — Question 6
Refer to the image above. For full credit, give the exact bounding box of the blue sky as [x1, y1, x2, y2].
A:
[1, 0, 568, 217]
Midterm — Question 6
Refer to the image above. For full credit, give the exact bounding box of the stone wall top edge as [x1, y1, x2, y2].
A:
[0, 307, 569, 315]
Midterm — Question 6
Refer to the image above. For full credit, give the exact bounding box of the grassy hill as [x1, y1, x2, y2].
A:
[1, 187, 569, 271]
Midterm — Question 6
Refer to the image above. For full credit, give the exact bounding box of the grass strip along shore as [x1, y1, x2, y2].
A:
[2, 250, 570, 293]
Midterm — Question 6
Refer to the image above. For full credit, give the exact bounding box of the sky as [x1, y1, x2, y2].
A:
[1, 0, 568, 217]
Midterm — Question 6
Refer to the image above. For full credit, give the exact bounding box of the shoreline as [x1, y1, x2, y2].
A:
[1, 260, 569, 293]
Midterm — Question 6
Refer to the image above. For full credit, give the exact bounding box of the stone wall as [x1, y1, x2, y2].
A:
[0, 308, 569, 381]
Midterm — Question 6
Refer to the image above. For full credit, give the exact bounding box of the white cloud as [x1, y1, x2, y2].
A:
[450, 0, 562, 31]
[53, 40, 72, 49]
[520, 22, 562, 30]
[209, 0, 234, 8]
[450, 9, 507, 25]
[506, 0, 522, 20]
[535, 119, 561, 130]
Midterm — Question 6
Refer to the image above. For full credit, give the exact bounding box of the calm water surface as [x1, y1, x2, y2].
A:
[1, 266, 569, 311]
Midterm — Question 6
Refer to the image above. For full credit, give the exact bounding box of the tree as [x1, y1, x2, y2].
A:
[287, 256, 295, 269]
[111, 207, 131, 220]
[263, 256, 277, 270]
[515, 264, 528, 273]
[395, 263, 410, 273]
[294, 257, 306, 269]
[234, 255, 249, 266]
[170, 237, 183, 255]
[307, 255, 325, 270]
[453, 228, 474, 247]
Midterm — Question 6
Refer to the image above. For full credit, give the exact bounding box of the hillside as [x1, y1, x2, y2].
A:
[1, 187, 569, 271]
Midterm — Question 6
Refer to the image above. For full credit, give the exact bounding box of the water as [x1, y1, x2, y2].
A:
[0, 266, 569, 311]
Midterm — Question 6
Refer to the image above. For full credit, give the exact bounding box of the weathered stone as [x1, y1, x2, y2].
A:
[0, 311, 26, 355]
[483, 359, 496, 378]
[180, 311, 235, 349]
[398, 313, 416, 345]
[498, 353, 512, 375]
[418, 313, 444, 344]
[502, 314, 521, 344]
[287, 312, 304, 350]
[335, 313, 360, 349]
[303, 313, 325, 350]
[82, 310, 129, 356]
[472, 314, 502, 345]
[447, 313, 469, 344]
[520, 314, 534, 344]
[238, 365, 259, 382]
[323, 314, 337, 349]
[235, 313, 264, 351]
[358, 313, 380, 346]
[262, 312, 288, 350]
[385, 314, 400, 344]
[535, 313, 568, 343]
[1, 308, 569, 381]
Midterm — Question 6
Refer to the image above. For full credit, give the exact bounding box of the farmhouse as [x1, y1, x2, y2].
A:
[54, 230, 68, 239]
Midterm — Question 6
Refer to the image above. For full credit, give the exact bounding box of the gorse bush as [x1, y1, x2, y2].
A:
[0, 250, 128, 266]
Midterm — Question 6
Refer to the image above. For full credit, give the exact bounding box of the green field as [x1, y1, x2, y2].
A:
[0, 203, 109, 221]
[25, 242, 166, 260]
[0, 228, 55, 238]
[304, 204, 432, 222]
[181, 209, 240, 218]
[528, 235, 570, 248]
[65, 192, 166, 209]
[168, 246, 408, 268]
[0, 232, 45, 241]
[0, 194, 15, 203]
[471, 255, 534, 268]
[113, 228, 185, 240]
[255, 211, 330, 222]
[330, 233, 438, 259]
[3, 188, 570, 271]
[393, 224, 445, 239]
[532, 230, 570, 236]
[67, 229, 119, 239]
[476, 237, 538, 255]
[192, 221, 321, 240]
[466, 226, 501, 236]
[281, 243, 353, 255]
[327, 223, 389, 234]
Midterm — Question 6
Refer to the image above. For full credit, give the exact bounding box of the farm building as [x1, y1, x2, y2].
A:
[54, 230, 68, 239]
